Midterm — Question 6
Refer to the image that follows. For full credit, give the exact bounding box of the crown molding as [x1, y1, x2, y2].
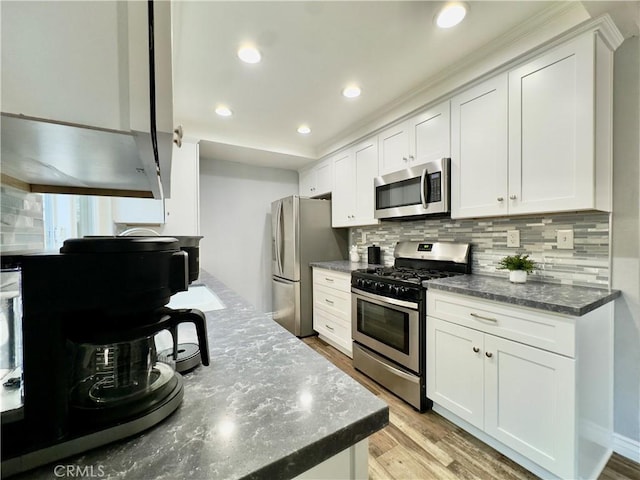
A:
[316, 1, 598, 160]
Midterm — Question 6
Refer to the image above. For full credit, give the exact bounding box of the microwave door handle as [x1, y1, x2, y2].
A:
[420, 168, 430, 209]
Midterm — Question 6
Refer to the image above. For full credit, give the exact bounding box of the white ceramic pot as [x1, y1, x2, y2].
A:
[509, 270, 528, 283]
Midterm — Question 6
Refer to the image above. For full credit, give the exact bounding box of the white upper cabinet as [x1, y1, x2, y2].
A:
[378, 101, 451, 176]
[452, 28, 616, 219]
[299, 159, 332, 198]
[1, 1, 174, 199]
[508, 32, 611, 215]
[161, 141, 201, 235]
[112, 141, 200, 233]
[451, 75, 509, 219]
[332, 137, 379, 228]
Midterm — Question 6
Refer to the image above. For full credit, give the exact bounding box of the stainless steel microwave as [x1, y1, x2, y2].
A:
[374, 158, 450, 220]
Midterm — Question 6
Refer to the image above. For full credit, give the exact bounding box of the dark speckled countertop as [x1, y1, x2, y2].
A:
[17, 270, 388, 480]
[426, 274, 621, 316]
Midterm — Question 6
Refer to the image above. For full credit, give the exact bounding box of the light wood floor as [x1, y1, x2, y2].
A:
[302, 336, 640, 480]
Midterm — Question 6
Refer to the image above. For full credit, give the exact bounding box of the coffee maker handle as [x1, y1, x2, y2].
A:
[166, 308, 210, 366]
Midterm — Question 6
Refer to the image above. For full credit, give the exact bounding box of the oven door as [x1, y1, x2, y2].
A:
[351, 288, 419, 373]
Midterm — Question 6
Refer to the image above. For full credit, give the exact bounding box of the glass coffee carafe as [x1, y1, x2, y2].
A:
[67, 307, 209, 428]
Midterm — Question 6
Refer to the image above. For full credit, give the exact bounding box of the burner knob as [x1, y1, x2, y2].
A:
[375, 282, 385, 290]
[391, 285, 401, 295]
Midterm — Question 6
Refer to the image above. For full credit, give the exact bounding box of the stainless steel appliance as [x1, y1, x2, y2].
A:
[374, 158, 450, 220]
[271, 196, 348, 337]
[1, 237, 210, 477]
[351, 241, 471, 411]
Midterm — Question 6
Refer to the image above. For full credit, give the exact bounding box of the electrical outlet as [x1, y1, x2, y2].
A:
[557, 229, 574, 249]
[507, 230, 520, 248]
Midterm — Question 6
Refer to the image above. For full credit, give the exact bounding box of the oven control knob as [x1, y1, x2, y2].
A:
[375, 282, 385, 291]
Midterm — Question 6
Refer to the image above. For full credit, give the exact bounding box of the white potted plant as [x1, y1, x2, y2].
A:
[497, 254, 536, 283]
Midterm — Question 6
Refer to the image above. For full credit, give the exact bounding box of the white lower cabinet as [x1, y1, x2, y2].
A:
[312, 268, 352, 357]
[427, 290, 613, 480]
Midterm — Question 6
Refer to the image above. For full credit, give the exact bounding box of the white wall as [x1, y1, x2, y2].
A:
[199, 158, 298, 313]
[611, 36, 640, 452]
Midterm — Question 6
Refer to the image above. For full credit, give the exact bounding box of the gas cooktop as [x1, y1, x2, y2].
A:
[354, 266, 463, 284]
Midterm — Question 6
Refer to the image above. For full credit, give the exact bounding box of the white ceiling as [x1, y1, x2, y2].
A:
[171, 1, 638, 171]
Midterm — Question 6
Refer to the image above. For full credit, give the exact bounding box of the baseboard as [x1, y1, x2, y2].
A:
[613, 433, 640, 463]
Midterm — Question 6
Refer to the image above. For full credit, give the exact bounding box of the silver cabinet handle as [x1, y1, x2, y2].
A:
[485, 352, 493, 358]
[470, 312, 497, 323]
[409, 155, 415, 161]
[403, 156, 408, 162]
[324, 298, 334, 305]
[510, 194, 517, 200]
[325, 324, 334, 331]
[473, 347, 480, 353]
[325, 277, 334, 282]
[497, 197, 504, 202]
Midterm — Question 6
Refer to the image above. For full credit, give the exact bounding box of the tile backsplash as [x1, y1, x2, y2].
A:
[0, 185, 44, 253]
[351, 212, 611, 288]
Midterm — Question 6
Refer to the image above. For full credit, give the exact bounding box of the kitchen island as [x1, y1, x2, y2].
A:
[16, 270, 388, 480]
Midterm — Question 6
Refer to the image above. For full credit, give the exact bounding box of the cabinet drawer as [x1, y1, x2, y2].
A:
[427, 291, 575, 357]
[314, 284, 350, 322]
[313, 268, 351, 292]
[313, 308, 352, 355]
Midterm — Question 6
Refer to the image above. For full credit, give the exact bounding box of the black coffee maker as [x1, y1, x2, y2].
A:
[1, 237, 210, 477]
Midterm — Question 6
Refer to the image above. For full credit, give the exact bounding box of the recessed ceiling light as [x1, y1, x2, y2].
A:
[215, 105, 233, 117]
[342, 85, 361, 98]
[237, 45, 261, 64]
[297, 125, 311, 135]
[435, 2, 468, 29]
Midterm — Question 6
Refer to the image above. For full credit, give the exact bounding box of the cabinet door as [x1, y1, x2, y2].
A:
[315, 160, 333, 196]
[352, 138, 379, 226]
[331, 150, 354, 227]
[161, 142, 200, 235]
[484, 335, 575, 479]
[378, 122, 409, 175]
[410, 101, 451, 167]
[299, 166, 315, 197]
[451, 75, 508, 219]
[508, 34, 595, 214]
[427, 318, 484, 429]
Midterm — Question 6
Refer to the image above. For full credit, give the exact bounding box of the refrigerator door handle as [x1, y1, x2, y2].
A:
[276, 201, 284, 276]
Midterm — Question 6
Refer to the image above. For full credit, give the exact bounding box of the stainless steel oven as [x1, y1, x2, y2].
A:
[374, 158, 450, 220]
[351, 287, 424, 410]
[351, 241, 471, 412]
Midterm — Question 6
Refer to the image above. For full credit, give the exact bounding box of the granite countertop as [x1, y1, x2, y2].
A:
[310, 260, 384, 274]
[426, 274, 621, 317]
[19, 270, 388, 480]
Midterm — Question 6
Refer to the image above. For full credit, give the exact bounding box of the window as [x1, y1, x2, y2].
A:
[43, 195, 106, 250]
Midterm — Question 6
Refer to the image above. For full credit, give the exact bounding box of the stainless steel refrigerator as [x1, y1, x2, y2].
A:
[271, 195, 348, 337]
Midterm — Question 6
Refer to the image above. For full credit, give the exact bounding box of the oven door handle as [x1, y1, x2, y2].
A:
[351, 288, 419, 310]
